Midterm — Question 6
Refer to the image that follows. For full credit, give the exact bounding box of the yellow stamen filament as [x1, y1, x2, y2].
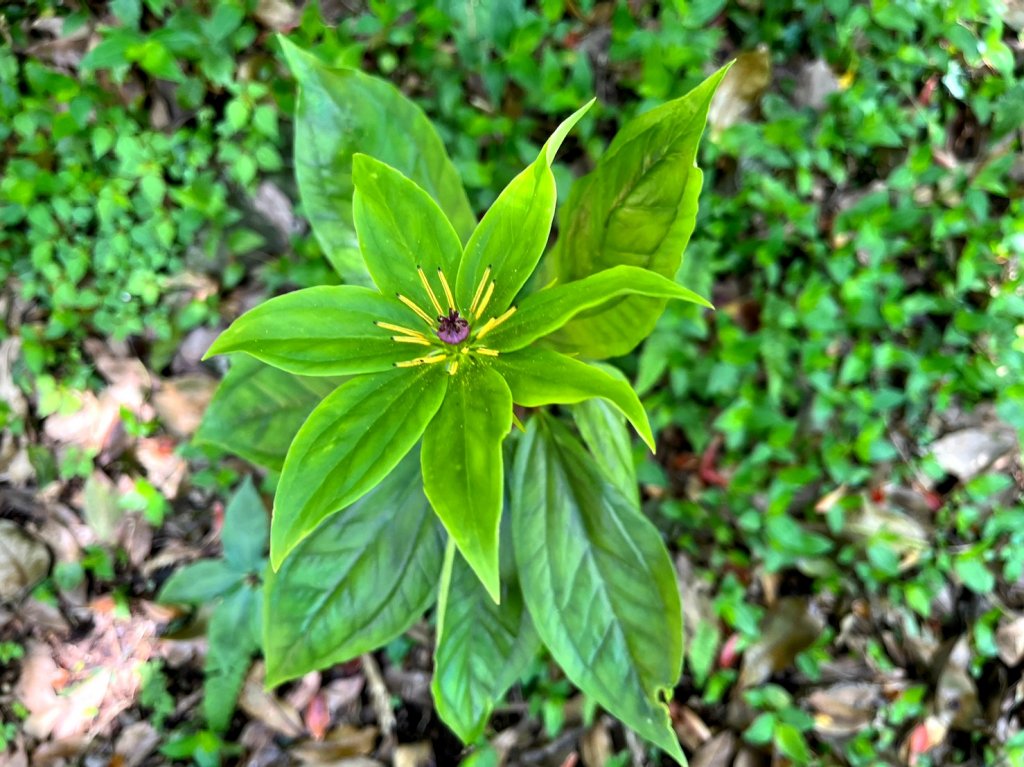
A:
[437, 268, 456, 311]
[474, 306, 517, 340]
[397, 294, 435, 325]
[417, 267, 443, 315]
[376, 321, 429, 340]
[395, 353, 447, 368]
[447, 360, 459, 376]
[475, 281, 496, 320]
[475, 347, 499, 357]
[393, 336, 432, 346]
[468, 266, 492, 316]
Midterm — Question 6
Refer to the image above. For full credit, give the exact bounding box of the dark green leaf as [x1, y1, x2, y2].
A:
[544, 67, 728, 358]
[422, 364, 512, 601]
[222, 477, 268, 574]
[491, 347, 654, 450]
[512, 418, 684, 764]
[278, 38, 474, 282]
[351, 154, 463, 308]
[158, 559, 241, 604]
[455, 101, 593, 315]
[204, 586, 260, 732]
[484, 266, 711, 353]
[433, 543, 539, 743]
[264, 449, 444, 687]
[271, 366, 448, 569]
[572, 396, 638, 504]
[204, 286, 422, 376]
[195, 356, 341, 471]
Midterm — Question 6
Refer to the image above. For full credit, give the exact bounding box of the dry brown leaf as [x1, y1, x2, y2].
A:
[708, 46, 771, 135]
[737, 597, 823, 689]
[580, 720, 612, 767]
[136, 436, 188, 498]
[393, 742, 433, 767]
[292, 724, 380, 763]
[689, 731, 736, 767]
[256, 0, 300, 31]
[114, 720, 161, 767]
[808, 683, 880, 737]
[152, 374, 217, 438]
[929, 426, 1017, 481]
[79, 470, 124, 543]
[239, 662, 304, 738]
[306, 693, 331, 742]
[795, 59, 839, 110]
[997, 616, 1024, 666]
[673, 705, 712, 752]
[0, 519, 52, 601]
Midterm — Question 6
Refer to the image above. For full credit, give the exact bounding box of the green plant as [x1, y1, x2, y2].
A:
[158, 477, 267, 733]
[198, 38, 725, 761]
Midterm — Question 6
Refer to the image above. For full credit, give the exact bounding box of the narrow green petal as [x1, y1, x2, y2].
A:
[421, 364, 512, 602]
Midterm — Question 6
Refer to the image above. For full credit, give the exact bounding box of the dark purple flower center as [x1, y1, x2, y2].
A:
[436, 309, 470, 344]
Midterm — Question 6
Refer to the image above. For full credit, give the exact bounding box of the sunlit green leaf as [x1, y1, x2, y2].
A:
[352, 153, 463, 307]
[279, 38, 474, 282]
[204, 286, 421, 375]
[271, 366, 448, 569]
[194, 356, 341, 471]
[491, 347, 654, 450]
[544, 67, 728, 358]
[512, 418, 684, 764]
[264, 449, 444, 687]
[433, 543, 539, 743]
[455, 101, 593, 314]
[485, 265, 711, 352]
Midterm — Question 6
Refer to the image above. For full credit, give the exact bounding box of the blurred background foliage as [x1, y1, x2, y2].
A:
[1, 0, 1023, 764]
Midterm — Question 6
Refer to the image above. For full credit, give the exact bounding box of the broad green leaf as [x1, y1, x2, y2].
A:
[545, 67, 729, 358]
[485, 265, 711, 353]
[455, 101, 594, 315]
[222, 477, 268, 574]
[263, 449, 444, 687]
[271, 366, 448, 569]
[158, 559, 241, 604]
[433, 542, 539, 743]
[572, 396, 638, 504]
[421, 364, 512, 602]
[352, 154, 464, 307]
[511, 418, 684, 764]
[204, 286, 420, 376]
[194, 356, 341, 471]
[490, 347, 654, 451]
[278, 38, 474, 282]
[204, 586, 260, 732]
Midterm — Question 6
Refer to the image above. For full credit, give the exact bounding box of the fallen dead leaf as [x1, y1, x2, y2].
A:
[306, 692, 331, 742]
[808, 682, 880, 738]
[689, 731, 737, 767]
[136, 436, 188, 499]
[80, 470, 124, 543]
[580, 720, 612, 767]
[152, 375, 217, 438]
[708, 46, 771, 135]
[291, 723, 379, 763]
[0, 519, 52, 601]
[239, 662, 304, 738]
[997, 616, 1024, 666]
[737, 597, 824, 689]
[929, 426, 1017, 482]
[672, 704, 711, 752]
[393, 742, 433, 767]
[114, 720, 161, 767]
[795, 58, 839, 110]
[255, 0, 300, 31]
